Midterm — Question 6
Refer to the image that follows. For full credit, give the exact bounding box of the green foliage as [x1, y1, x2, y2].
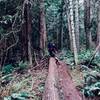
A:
[18, 61, 28, 70]
[93, 56, 100, 66]
[4, 92, 34, 100]
[58, 50, 74, 65]
[2, 64, 14, 75]
[1, 61, 28, 75]
[78, 49, 92, 62]
[58, 49, 100, 70]
[58, 50, 100, 97]
[82, 82, 100, 97]
[59, 50, 93, 64]
[84, 70, 100, 84]
[82, 66, 100, 97]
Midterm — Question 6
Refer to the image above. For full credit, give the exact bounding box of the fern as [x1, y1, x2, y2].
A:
[2, 64, 14, 75]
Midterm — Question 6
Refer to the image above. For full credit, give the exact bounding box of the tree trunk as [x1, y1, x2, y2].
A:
[56, 28, 59, 49]
[89, 0, 95, 48]
[90, 0, 95, 22]
[21, 0, 33, 65]
[69, 0, 78, 65]
[64, 0, 73, 51]
[40, 0, 47, 53]
[96, 1, 100, 54]
[22, 1, 28, 61]
[84, 0, 91, 49]
[27, 0, 33, 66]
[75, 0, 80, 52]
[59, 0, 64, 49]
[68, 14, 73, 51]
[43, 58, 83, 100]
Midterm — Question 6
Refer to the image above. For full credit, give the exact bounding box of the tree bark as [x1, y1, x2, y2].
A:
[22, 0, 28, 61]
[89, 0, 95, 48]
[59, 0, 64, 49]
[40, 0, 47, 53]
[67, 16, 73, 50]
[43, 58, 83, 100]
[21, 0, 33, 65]
[69, 0, 78, 65]
[56, 28, 59, 49]
[27, 0, 33, 66]
[64, 0, 73, 51]
[84, 0, 91, 49]
[75, 0, 80, 52]
[96, 1, 100, 54]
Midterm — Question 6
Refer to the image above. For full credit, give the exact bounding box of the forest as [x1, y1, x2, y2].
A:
[0, 0, 100, 100]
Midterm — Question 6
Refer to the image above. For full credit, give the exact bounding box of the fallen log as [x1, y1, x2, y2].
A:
[42, 58, 84, 100]
[42, 58, 59, 100]
[58, 61, 83, 100]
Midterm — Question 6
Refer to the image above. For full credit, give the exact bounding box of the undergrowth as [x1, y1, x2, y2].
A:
[59, 49, 100, 97]
[0, 60, 47, 100]
[59, 49, 100, 66]
[0, 49, 100, 99]
[1, 61, 28, 75]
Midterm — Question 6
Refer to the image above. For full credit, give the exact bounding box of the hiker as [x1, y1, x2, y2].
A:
[48, 42, 60, 65]
[48, 42, 57, 57]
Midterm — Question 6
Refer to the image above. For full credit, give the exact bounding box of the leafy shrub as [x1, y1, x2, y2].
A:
[59, 50, 74, 65]
[2, 61, 28, 75]
[2, 64, 14, 75]
[82, 82, 100, 97]
[78, 50, 92, 62]
[82, 69, 100, 97]
[18, 61, 28, 70]
[61, 49, 99, 65]
[93, 56, 100, 65]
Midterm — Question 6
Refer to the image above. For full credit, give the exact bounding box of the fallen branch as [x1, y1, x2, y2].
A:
[88, 43, 100, 66]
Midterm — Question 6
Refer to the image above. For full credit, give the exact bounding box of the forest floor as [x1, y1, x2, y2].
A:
[0, 53, 100, 100]
[0, 57, 49, 100]
[0, 68, 48, 100]
[0, 57, 82, 100]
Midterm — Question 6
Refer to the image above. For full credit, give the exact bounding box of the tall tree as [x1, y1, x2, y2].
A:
[27, 0, 33, 66]
[84, 0, 91, 49]
[59, 0, 64, 49]
[64, 0, 73, 51]
[39, 0, 47, 53]
[21, 0, 33, 65]
[69, 0, 78, 65]
[75, 0, 80, 52]
[96, 0, 100, 54]
[89, 0, 95, 48]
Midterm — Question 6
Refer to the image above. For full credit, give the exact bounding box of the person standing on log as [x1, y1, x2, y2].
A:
[48, 42, 60, 65]
[48, 42, 57, 57]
